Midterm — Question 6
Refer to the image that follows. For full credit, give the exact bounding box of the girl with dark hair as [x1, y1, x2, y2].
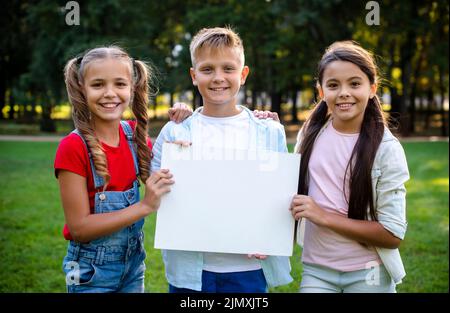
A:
[55, 46, 192, 292]
[291, 41, 409, 293]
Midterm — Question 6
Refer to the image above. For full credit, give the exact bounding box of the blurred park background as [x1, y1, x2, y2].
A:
[0, 0, 448, 292]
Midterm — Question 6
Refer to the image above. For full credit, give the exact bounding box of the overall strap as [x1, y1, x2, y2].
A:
[71, 129, 105, 189]
[120, 121, 140, 178]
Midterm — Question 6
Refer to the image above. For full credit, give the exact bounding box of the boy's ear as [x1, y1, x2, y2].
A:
[240, 66, 250, 85]
[189, 67, 197, 86]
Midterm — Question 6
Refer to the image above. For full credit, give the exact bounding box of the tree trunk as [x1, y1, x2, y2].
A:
[399, 57, 413, 137]
[8, 91, 15, 120]
[399, 1, 420, 136]
[39, 97, 56, 132]
[152, 96, 158, 120]
[388, 86, 402, 130]
[425, 88, 433, 130]
[250, 90, 257, 111]
[0, 78, 5, 120]
[409, 83, 416, 134]
[270, 91, 282, 122]
[169, 92, 174, 107]
[291, 90, 299, 124]
[19, 104, 25, 120]
[408, 47, 426, 134]
[439, 69, 448, 136]
[387, 39, 401, 131]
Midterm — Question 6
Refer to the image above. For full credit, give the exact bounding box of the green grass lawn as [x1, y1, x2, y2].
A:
[0, 140, 448, 292]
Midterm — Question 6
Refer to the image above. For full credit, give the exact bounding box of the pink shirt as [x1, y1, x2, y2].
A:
[302, 122, 381, 271]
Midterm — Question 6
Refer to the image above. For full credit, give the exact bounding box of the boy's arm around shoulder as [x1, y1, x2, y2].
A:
[264, 119, 288, 153]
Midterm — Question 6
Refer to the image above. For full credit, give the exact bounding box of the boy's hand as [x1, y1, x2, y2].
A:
[253, 110, 280, 122]
[168, 102, 193, 124]
[247, 253, 267, 260]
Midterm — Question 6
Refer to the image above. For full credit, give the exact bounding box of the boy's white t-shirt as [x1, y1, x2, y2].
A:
[190, 108, 262, 273]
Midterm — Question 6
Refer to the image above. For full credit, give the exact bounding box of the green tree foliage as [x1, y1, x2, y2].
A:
[3, 0, 448, 135]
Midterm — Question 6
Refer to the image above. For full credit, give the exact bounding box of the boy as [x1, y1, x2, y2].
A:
[151, 27, 292, 293]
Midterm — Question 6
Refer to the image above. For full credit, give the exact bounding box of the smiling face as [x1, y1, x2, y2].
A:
[82, 57, 132, 124]
[190, 47, 249, 116]
[318, 60, 377, 133]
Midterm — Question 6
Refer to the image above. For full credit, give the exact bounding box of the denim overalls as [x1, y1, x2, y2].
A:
[62, 121, 146, 293]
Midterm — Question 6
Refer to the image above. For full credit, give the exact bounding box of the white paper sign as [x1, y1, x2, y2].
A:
[154, 143, 300, 256]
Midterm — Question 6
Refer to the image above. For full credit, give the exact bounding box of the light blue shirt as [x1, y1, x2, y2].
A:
[151, 105, 293, 291]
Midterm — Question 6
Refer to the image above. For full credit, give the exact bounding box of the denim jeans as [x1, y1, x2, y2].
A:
[169, 269, 268, 293]
[62, 180, 146, 293]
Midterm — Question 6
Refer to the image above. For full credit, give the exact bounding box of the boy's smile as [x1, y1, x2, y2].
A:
[190, 47, 249, 117]
[209, 87, 230, 92]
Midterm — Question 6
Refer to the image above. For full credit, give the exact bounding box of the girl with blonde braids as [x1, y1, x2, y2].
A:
[54, 46, 192, 293]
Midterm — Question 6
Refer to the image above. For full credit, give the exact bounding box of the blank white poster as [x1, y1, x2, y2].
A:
[154, 143, 300, 256]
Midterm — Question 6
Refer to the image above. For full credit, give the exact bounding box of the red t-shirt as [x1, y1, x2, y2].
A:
[54, 121, 152, 240]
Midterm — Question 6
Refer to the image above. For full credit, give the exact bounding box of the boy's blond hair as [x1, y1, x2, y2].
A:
[189, 27, 245, 67]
